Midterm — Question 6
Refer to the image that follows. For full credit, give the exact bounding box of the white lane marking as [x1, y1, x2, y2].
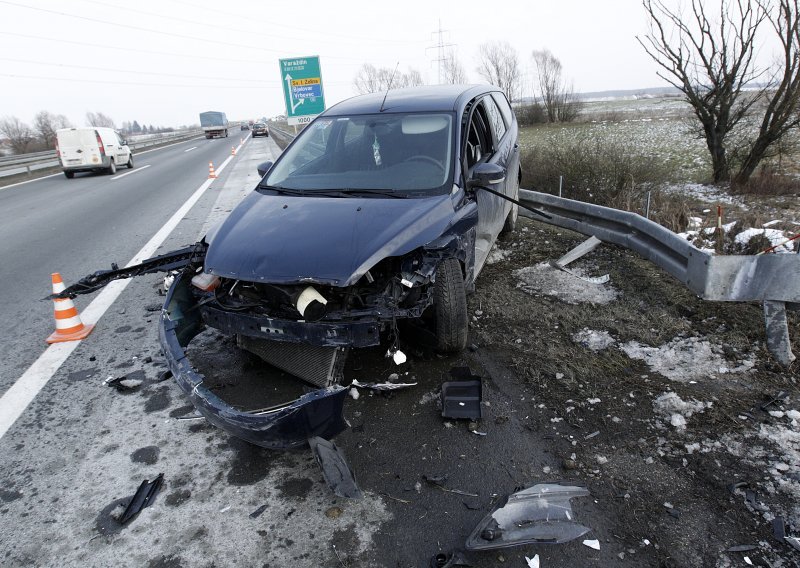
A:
[0, 136, 204, 192]
[111, 164, 151, 180]
[184, 146, 198, 153]
[0, 140, 245, 440]
[0, 172, 61, 190]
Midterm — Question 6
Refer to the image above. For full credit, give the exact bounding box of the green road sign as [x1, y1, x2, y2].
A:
[279, 55, 326, 125]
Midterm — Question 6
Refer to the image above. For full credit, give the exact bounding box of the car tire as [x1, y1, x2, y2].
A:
[64, 171, 74, 179]
[108, 160, 117, 175]
[500, 171, 521, 236]
[433, 258, 468, 353]
[126, 155, 134, 169]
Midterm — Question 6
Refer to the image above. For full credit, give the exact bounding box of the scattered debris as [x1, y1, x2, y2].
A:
[525, 555, 540, 568]
[726, 544, 758, 553]
[350, 379, 418, 391]
[422, 474, 479, 497]
[583, 539, 600, 550]
[441, 368, 482, 420]
[430, 549, 472, 568]
[325, 506, 343, 519]
[104, 375, 143, 392]
[118, 473, 164, 524]
[465, 482, 590, 550]
[249, 504, 268, 519]
[308, 436, 363, 499]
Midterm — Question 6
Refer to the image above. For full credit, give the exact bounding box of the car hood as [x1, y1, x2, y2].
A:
[204, 190, 456, 286]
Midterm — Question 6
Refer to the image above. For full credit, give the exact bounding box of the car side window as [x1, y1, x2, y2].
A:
[465, 102, 493, 170]
[491, 92, 514, 131]
[483, 96, 506, 141]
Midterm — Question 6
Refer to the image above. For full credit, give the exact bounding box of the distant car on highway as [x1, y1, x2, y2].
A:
[251, 122, 269, 137]
[240, 124, 250, 131]
[56, 127, 133, 178]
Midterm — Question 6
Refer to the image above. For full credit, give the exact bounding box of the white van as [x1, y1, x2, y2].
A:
[56, 127, 133, 178]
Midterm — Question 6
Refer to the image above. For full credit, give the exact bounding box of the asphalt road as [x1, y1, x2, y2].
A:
[0, 134, 246, 390]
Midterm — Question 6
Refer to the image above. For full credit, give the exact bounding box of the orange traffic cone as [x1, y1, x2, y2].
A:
[231, 146, 236, 156]
[208, 161, 217, 179]
[46, 273, 94, 344]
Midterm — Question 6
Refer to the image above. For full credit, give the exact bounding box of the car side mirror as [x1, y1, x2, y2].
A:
[257, 161, 273, 177]
[467, 162, 506, 190]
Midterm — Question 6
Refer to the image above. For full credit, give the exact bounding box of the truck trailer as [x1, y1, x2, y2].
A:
[199, 111, 229, 139]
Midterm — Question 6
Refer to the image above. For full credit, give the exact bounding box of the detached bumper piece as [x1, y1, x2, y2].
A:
[159, 272, 349, 450]
[465, 482, 591, 551]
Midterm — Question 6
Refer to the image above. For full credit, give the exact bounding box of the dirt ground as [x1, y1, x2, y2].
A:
[448, 190, 800, 567]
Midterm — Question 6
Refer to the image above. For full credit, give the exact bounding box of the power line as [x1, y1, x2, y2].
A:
[0, 72, 350, 88]
[426, 20, 455, 84]
[0, 57, 281, 84]
[0, 1, 290, 55]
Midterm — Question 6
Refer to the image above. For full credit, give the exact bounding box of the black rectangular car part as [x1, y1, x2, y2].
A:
[200, 303, 382, 348]
[441, 380, 482, 420]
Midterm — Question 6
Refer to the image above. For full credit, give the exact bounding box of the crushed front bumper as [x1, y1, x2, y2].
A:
[158, 272, 349, 449]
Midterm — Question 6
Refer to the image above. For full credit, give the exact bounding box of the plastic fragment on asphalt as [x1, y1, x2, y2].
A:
[786, 536, 800, 552]
[119, 473, 164, 524]
[583, 539, 600, 550]
[308, 436, 363, 499]
[744, 557, 753, 565]
[349, 387, 360, 400]
[249, 504, 268, 518]
[351, 379, 417, 391]
[525, 555, 540, 568]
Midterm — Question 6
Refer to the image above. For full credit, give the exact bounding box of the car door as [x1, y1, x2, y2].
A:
[484, 93, 519, 217]
[464, 97, 507, 274]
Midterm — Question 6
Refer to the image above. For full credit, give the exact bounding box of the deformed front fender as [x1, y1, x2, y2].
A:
[158, 272, 349, 449]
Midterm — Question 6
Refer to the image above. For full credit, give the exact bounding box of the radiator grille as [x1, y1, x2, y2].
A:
[237, 335, 347, 388]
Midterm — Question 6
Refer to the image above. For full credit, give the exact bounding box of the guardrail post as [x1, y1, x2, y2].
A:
[26, 165, 31, 176]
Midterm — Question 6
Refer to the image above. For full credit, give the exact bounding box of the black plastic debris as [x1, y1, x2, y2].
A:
[119, 473, 164, 524]
[430, 550, 473, 567]
[249, 504, 268, 519]
[441, 368, 482, 420]
[774, 517, 787, 540]
[423, 474, 479, 497]
[308, 437, 363, 499]
[350, 379, 418, 391]
[465, 481, 591, 551]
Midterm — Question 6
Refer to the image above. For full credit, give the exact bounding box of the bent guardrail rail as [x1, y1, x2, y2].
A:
[518, 188, 799, 365]
[0, 129, 205, 179]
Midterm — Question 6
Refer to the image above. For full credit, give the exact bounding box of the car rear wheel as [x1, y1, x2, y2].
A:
[107, 160, 117, 175]
[433, 258, 468, 353]
[64, 171, 74, 179]
[126, 155, 134, 169]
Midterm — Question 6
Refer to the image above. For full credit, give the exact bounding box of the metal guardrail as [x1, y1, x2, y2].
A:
[518, 188, 799, 365]
[0, 129, 204, 179]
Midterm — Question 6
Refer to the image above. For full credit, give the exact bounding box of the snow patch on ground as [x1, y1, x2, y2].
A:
[572, 329, 616, 351]
[653, 392, 713, 430]
[620, 336, 754, 382]
[514, 263, 619, 305]
[663, 182, 744, 206]
[486, 245, 511, 265]
[734, 228, 797, 252]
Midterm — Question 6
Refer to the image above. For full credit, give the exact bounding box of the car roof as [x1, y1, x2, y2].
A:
[324, 84, 501, 115]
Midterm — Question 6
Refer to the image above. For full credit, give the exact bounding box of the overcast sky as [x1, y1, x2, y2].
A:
[0, 0, 760, 129]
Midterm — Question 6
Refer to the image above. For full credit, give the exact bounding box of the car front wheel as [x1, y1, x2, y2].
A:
[64, 171, 74, 179]
[433, 258, 468, 353]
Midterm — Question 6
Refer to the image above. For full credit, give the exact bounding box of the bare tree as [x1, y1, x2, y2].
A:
[34, 111, 72, 148]
[532, 49, 582, 122]
[475, 41, 521, 103]
[353, 64, 425, 94]
[0, 116, 34, 154]
[639, 0, 800, 184]
[442, 52, 468, 84]
[85, 111, 116, 128]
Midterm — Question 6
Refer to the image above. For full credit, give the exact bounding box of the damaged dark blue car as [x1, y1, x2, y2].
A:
[59, 85, 521, 454]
